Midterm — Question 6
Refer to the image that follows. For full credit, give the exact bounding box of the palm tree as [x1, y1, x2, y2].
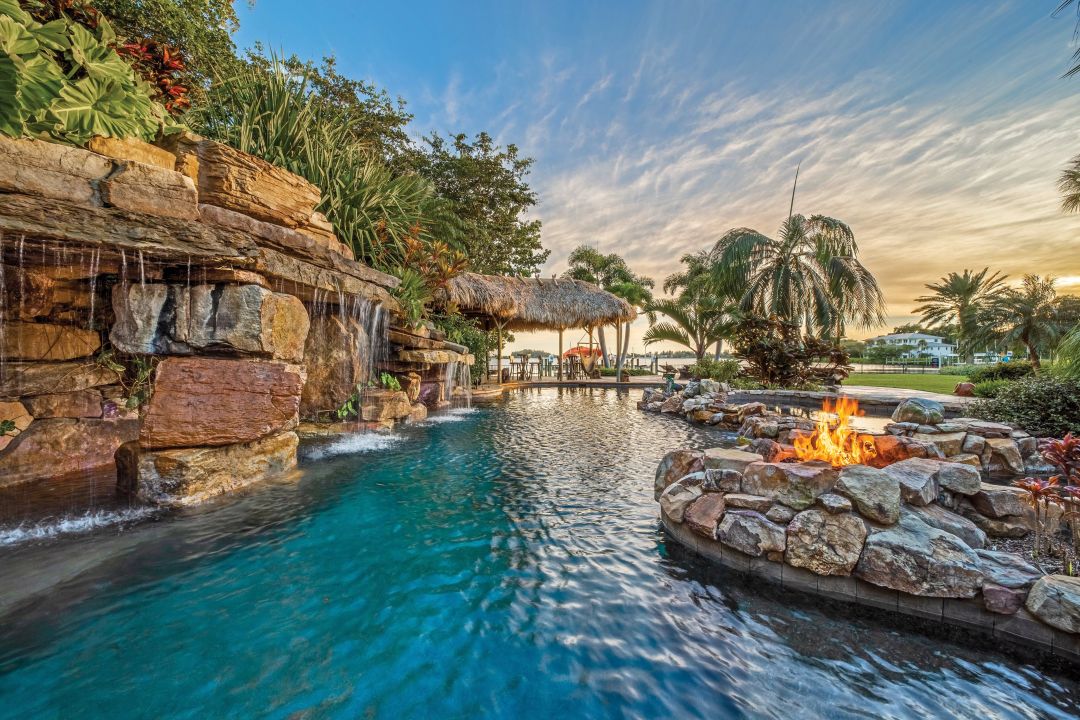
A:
[1060, 154, 1080, 213]
[643, 252, 734, 361]
[988, 275, 1064, 371]
[913, 268, 1007, 362]
[564, 245, 641, 367]
[708, 186, 885, 337]
[1054, 1, 1080, 77]
[608, 275, 654, 378]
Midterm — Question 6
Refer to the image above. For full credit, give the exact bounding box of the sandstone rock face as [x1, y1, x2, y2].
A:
[0, 399, 33, 452]
[742, 461, 838, 510]
[300, 314, 370, 417]
[654, 449, 705, 500]
[407, 403, 428, 422]
[23, 390, 103, 418]
[912, 431, 966, 458]
[400, 372, 423, 403]
[836, 465, 900, 524]
[935, 462, 981, 495]
[1025, 575, 1080, 633]
[1, 322, 100, 361]
[1, 264, 53, 320]
[659, 481, 703, 523]
[702, 447, 763, 473]
[684, 493, 726, 538]
[0, 417, 138, 487]
[883, 458, 940, 506]
[716, 510, 786, 557]
[785, 508, 867, 576]
[111, 283, 309, 362]
[99, 160, 198, 220]
[970, 483, 1028, 519]
[359, 389, 412, 422]
[906, 504, 987, 550]
[0, 135, 112, 206]
[975, 549, 1040, 589]
[0, 361, 120, 399]
[164, 134, 321, 228]
[88, 135, 177, 170]
[117, 431, 298, 506]
[855, 513, 983, 597]
[891, 398, 945, 425]
[141, 358, 303, 449]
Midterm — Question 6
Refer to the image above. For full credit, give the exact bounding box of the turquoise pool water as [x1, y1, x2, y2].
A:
[1, 388, 1078, 719]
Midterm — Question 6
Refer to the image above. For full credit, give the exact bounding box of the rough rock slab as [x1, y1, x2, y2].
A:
[883, 458, 940, 506]
[23, 390, 103, 419]
[935, 462, 982, 496]
[702, 447, 763, 473]
[359, 389, 412, 423]
[117, 431, 298, 506]
[88, 135, 177, 170]
[975, 549, 1041, 590]
[742, 461, 838, 510]
[906, 504, 987, 550]
[855, 513, 983, 598]
[970, 483, 1028, 519]
[716, 510, 786, 556]
[0, 263, 53, 319]
[0, 135, 112, 206]
[1025, 575, 1080, 634]
[836, 464, 900, 524]
[654, 449, 705, 500]
[99, 160, 198, 220]
[140, 357, 303, 449]
[684, 493, 726, 539]
[983, 438, 1024, 476]
[818, 492, 853, 514]
[723, 493, 773, 512]
[1, 322, 100, 361]
[912, 431, 966, 458]
[659, 481, 703, 523]
[785, 508, 867, 576]
[0, 361, 120, 399]
[983, 583, 1027, 615]
[0, 417, 138, 488]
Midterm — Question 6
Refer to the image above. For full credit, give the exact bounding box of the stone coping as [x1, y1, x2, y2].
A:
[727, 388, 973, 417]
[662, 515, 1080, 665]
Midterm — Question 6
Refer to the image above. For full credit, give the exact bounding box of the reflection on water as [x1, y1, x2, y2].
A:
[0, 388, 1076, 719]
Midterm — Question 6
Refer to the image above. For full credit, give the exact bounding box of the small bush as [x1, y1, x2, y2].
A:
[969, 361, 1035, 383]
[971, 375, 1080, 437]
[686, 357, 741, 382]
[940, 364, 978, 376]
[972, 379, 1011, 398]
[599, 367, 650, 377]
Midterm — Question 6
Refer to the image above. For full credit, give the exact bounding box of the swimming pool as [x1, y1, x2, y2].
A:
[0, 388, 1076, 719]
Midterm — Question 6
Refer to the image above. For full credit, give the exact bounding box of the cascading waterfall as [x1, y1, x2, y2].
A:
[443, 359, 473, 409]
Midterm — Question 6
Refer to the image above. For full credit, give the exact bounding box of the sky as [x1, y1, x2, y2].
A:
[236, 0, 1080, 356]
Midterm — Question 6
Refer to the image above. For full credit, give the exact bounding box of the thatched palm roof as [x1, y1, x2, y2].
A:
[438, 273, 636, 331]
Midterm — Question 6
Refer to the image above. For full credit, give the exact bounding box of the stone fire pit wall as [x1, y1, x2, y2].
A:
[655, 447, 1080, 662]
[0, 134, 469, 505]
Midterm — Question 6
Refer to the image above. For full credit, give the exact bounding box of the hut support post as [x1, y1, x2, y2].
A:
[616, 322, 623, 383]
[496, 323, 504, 384]
[558, 329, 563, 381]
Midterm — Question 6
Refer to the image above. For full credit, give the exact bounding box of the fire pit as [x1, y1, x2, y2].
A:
[792, 397, 877, 467]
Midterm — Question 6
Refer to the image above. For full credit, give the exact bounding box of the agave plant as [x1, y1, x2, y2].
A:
[1012, 476, 1061, 572]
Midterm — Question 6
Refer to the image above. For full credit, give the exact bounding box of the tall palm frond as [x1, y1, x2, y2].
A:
[913, 268, 1007, 361]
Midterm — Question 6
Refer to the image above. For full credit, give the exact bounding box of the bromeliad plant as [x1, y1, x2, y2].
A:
[1012, 476, 1061, 572]
[0, 0, 174, 143]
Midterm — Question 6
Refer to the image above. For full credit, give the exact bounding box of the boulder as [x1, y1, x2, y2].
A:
[748, 438, 797, 463]
[974, 549, 1041, 589]
[836, 464, 900, 524]
[982, 438, 1024, 476]
[818, 493, 853, 514]
[702, 447, 764, 473]
[23, 390, 102, 418]
[891, 398, 945, 425]
[359, 389, 412, 422]
[912, 431, 966, 458]
[906, 504, 987, 550]
[949, 453, 983, 469]
[140, 358, 303, 449]
[765, 504, 796, 524]
[983, 584, 1027, 615]
[785, 508, 867, 576]
[869, 434, 937, 467]
[1025, 575, 1080, 633]
[854, 513, 983, 597]
[716, 510, 787, 556]
[116, 431, 298, 506]
[400, 372, 423, 403]
[684, 493, 726, 539]
[935, 462, 982, 495]
[0, 361, 120, 399]
[690, 409, 714, 423]
[882, 458, 940, 506]
[659, 395, 683, 413]
[300, 314, 372, 417]
[0, 322, 100, 361]
[654, 449, 705, 500]
[962, 433, 986, 456]
[98, 160, 198, 220]
[742, 461, 838, 510]
[407, 403, 428, 422]
[723, 493, 773, 512]
[970, 483, 1028, 519]
[0, 417, 138, 488]
[703, 468, 742, 493]
[659, 481, 703, 523]
[954, 382, 976, 397]
[963, 420, 1014, 438]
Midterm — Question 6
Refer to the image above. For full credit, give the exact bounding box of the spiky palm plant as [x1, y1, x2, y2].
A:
[642, 276, 732, 362]
[987, 275, 1063, 370]
[708, 213, 885, 337]
[913, 268, 1007, 362]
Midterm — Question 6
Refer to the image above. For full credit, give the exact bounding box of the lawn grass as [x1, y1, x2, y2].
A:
[845, 372, 965, 394]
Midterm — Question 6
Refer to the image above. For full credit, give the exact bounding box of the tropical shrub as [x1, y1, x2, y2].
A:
[391, 267, 433, 327]
[1056, 324, 1080, 381]
[971, 375, 1080, 437]
[939, 363, 979, 376]
[686, 357, 741, 382]
[968, 360, 1036, 383]
[730, 315, 851, 388]
[599, 366, 650, 377]
[1, 0, 173, 143]
[379, 372, 401, 391]
[972, 379, 1011, 398]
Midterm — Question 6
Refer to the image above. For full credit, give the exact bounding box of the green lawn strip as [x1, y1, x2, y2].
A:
[844, 373, 965, 394]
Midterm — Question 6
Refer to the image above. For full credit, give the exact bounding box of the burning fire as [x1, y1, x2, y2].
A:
[793, 397, 877, 467]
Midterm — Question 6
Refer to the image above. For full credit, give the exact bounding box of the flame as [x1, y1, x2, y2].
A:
[793, 397, 877, 467]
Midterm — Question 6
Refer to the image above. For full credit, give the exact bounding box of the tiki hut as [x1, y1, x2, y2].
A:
[437, 273, 636, 381]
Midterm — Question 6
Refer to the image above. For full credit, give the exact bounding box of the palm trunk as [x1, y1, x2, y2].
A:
[1026, 340, 1041, 371]
[598, 326, 609, 368]
[622, 321, 631, 359]
[713, 339, 722, 360]
[616, 322, 624, 381]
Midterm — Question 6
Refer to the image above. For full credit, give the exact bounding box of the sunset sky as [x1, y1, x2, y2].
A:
[237, 1, 1080, 354]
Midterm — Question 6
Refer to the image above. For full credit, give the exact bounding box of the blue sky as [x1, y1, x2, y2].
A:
[237, 1, 1080, 353]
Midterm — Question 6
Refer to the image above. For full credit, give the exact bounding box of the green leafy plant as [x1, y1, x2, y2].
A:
[435, 312, 494, 384]
[971, 375, 1080, 437]
[379, 372, 401, 392]
[391, 267, 433, 327]
[0, 0, 172, 144]
[335, 390, 359, 420]
[0, 419, 15, 434]
[686, 357, 741, 382]
[968, 361, 1036, 383]
[730, 315, 851, 388]
[972, 379, 1011, 398]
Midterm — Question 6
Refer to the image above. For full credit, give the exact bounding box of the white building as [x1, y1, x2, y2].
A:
[864, 332, 958, 361]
